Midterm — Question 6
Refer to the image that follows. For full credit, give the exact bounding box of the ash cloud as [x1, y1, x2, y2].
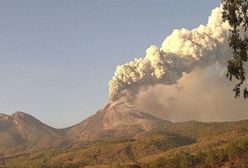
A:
[108, 6, 232, 102]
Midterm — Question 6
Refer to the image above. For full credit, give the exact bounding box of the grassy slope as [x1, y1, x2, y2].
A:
[1, 120, 248, 168]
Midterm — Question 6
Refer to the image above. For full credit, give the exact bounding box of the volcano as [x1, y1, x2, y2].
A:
[65, 101, 169, 142]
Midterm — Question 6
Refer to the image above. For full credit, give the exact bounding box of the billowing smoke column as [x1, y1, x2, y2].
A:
[109, 6, 231, 101]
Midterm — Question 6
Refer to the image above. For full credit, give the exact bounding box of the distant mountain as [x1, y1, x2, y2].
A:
[0, 112, 65, 156]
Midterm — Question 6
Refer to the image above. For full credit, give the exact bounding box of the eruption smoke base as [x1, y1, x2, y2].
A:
[109, 6, 231, 101]
[133, 66, 248, 122]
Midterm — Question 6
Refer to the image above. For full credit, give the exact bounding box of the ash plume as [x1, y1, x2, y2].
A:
[109, 6, 232, 101]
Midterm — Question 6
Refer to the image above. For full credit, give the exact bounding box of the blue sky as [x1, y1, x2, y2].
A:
[0, 0, 220, 128]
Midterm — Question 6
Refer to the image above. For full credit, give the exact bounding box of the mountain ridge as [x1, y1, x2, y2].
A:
[1, 102, 248, 168]
[0, 101, 170, 157]
[2, 117, 248, 167]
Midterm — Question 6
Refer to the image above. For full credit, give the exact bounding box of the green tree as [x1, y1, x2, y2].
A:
[222, 0, 248, 98]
